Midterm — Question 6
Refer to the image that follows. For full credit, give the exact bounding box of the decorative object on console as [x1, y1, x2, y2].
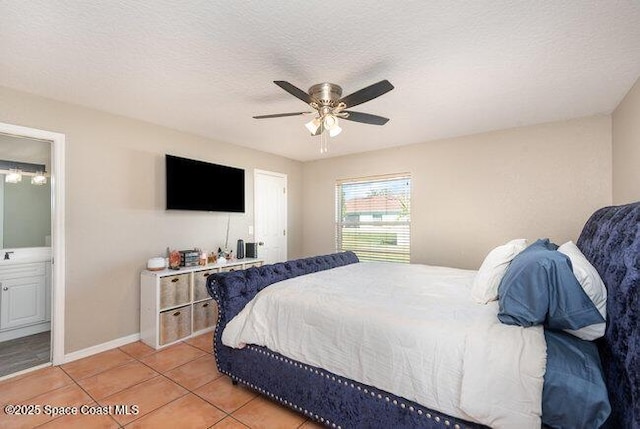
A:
[168, 250, 181, 270]
[237, 239, 245, 259]
[147, 257, 166, 271]
[179, 250, 200, 267]
[245, 242, 258, 258]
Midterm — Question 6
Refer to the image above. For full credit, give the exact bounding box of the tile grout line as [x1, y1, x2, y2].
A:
[146, 338, 263, 428]
[33, 366, 123, 429]
[176, 337, 315, 428]
[0, 337, 213, 428]
[110, 338, 230, 427]
[5, 334, 293, 429]
[60, 351, 136, 383]
[107, 346, 194, 427]
[0, 369, 68, 404]
[150, 343, 235, 425]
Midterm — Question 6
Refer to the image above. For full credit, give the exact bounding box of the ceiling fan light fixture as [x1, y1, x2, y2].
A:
[323, 114, 337, 129]
[322, 115, 342, 137]
[254, 79, 394, 153]
[305, 117, 321, 134]
[329, 123, 342, 137]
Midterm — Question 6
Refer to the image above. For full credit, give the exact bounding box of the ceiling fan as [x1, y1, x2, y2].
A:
[253, 80, 394, 151]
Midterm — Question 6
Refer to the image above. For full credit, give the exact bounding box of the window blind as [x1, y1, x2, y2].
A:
[335, 173, 411, 263]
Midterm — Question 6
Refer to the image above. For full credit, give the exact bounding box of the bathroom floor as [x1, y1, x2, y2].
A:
[0, 331, 51, 377]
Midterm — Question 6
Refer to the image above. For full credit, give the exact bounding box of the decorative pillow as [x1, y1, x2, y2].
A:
[558, 241, 607, 341]
[471, 238, 528, 304]
[497, 239, 604, 331]
[542, 330, 610, 428]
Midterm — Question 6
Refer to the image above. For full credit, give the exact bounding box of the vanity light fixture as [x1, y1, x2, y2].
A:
[0, 160, 48, 185]
[5, 168, 22, 183]
[31, 171, 47, 185]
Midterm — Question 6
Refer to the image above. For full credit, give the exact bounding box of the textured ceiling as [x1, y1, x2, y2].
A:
[1, 1, 639, 162]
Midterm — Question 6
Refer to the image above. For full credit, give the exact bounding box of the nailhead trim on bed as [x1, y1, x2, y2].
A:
[213, 306, 465, 429]
[215, 343, 466, 429]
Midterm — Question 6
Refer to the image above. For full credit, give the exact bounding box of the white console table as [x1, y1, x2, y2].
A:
[140, 258, 263, 349]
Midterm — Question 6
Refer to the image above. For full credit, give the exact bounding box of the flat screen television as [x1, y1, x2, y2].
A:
[166, 154, 245, 212]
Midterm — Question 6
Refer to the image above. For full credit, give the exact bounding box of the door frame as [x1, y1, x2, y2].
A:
[253, 169, 288, 263]
[0, 121, 66, 366]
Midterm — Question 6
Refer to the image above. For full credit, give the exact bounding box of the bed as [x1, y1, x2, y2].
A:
[207, 202, 639, 428]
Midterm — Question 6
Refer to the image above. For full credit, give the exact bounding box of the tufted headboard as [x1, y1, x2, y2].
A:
[577, 202, 640, 429]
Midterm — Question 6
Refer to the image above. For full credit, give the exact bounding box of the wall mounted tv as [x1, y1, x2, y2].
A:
[165, 154, 245, 213]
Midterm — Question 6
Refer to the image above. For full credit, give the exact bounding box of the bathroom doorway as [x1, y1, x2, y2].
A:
[0, 122, 65, 379]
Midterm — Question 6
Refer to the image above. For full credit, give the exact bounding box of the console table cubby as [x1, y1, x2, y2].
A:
[140, 258, 263, 349]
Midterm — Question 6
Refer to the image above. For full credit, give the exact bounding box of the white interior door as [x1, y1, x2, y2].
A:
[254, 169, 287, 264]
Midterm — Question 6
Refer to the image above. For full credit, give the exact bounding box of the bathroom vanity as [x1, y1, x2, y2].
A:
[0, 248, 51, 342]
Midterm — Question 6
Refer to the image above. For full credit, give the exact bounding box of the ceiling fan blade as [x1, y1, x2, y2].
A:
[274, 81, 314, 104]
[342, 111, 390, 125]
[339, 80, 394, 109]
[253, 111, 311, 119]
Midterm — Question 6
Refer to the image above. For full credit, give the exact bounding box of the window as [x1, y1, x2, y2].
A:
[336, 173, 411, 263]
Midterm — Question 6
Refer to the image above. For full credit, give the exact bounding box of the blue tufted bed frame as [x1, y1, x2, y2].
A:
[207, 202, 639, 428]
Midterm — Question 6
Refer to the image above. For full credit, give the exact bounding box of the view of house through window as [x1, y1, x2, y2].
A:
[336, 174, 411, 263]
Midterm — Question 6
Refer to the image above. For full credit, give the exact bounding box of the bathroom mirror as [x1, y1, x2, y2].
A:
[0, 133, 51, 249]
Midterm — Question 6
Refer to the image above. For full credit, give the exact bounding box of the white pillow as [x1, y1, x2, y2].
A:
[558, 241, 607, 341]
[472, 239, 529, 304]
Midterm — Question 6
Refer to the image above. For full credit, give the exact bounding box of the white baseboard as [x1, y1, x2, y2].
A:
[63, 332, 140, 364]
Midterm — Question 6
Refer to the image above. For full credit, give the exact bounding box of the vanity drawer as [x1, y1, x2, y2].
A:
[193, 269, 216, 301]
[0, 263, 46, 280]
[159, 305, 191, 345]
[193, 299, 217, 332]
[219, 266, 239, 273]
[159, 274, 190, 309]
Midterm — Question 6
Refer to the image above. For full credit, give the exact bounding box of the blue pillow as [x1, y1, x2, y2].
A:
[497, 239, 604, 331]
[542, 330, 610, 428]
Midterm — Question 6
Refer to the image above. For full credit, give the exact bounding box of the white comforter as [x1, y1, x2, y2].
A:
[222, 262, 546, 428]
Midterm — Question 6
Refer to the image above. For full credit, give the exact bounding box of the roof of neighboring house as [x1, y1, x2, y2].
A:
[344, 195, 404, 214]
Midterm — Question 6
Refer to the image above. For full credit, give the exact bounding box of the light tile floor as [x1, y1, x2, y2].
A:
[0, 331, 324, 428]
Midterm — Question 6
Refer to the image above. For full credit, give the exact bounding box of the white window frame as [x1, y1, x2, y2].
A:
[335, 173, 411, 263]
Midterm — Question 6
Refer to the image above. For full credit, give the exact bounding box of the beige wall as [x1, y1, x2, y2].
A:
[613, 76, 640, 204]
[303, 116, 612, 269]
[0, 83, 617, 354]
[0, 86, 304, 353]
